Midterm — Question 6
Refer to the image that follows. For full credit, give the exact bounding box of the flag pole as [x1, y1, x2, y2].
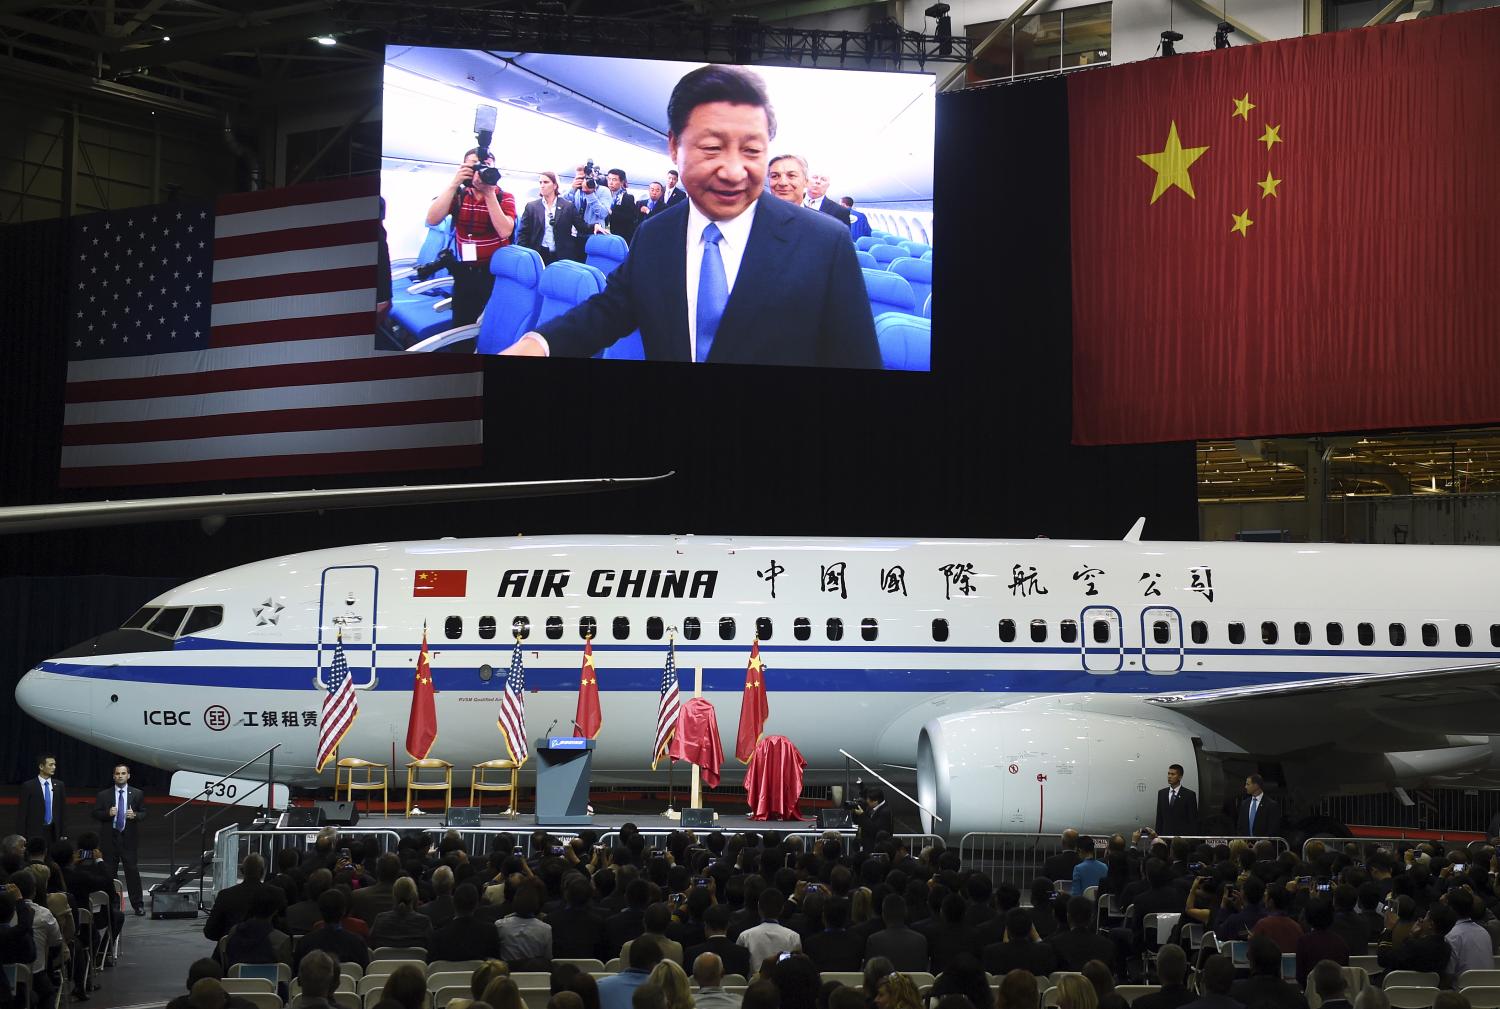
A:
[689, 665, 705, 814]
[663, 628, 679, 820]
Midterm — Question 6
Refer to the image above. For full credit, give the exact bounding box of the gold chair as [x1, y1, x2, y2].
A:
[335, 758, 390, 817]
[405, 758, 453, 817]
[470, 759, 520, 815]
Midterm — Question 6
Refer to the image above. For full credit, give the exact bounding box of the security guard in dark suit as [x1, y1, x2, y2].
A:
[93, 762, 147, 914]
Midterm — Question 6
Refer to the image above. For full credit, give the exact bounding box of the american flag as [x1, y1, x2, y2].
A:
[61, 177, 483, 487]
[652, 641, 681, 769]
[498, 636, 529, 764]
[315, 632, 358, 772]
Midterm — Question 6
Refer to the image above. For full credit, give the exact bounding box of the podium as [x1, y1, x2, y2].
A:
[535, 737, 595, 826]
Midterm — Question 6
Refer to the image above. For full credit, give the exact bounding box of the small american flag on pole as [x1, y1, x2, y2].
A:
[315, 631, 358, 772]
[61, 177, 483, 487]
[498, 637, 529, 764]
[652, 640, 681, 770]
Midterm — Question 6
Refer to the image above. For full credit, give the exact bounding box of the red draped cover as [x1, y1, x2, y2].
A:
[667, 697, 724, 788]
[743, 735, 806, 821]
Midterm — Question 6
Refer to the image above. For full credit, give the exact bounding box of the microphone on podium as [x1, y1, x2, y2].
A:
[571, 719, 585, 735]
[544, 718, 558, 739]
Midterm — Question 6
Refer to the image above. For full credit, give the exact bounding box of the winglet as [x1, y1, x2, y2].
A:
[1123, 517, 1147, 543]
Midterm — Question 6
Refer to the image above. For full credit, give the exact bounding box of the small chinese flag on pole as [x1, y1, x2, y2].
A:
[405, 625, 438, 759]
[575, 638, 602, 739]
[734, 638, 769, 763]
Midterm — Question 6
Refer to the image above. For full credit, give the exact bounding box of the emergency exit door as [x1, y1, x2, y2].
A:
[317, 565, 379, 688]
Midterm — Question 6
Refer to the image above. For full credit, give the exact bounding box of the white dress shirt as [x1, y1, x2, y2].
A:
[684, 198, 755, 362]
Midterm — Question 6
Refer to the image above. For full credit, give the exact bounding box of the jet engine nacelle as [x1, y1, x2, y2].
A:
[916, 700, 1198, 838]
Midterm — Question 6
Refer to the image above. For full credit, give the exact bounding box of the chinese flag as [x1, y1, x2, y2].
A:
[405, 627, 438, 759]
[734, 639, 770, 763]
[575, 639, 602, 739]
[413, 570, 467, 597]
[1069, 10, 1500, 444]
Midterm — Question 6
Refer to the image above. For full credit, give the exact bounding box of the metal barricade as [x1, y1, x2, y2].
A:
[596, 829, 941, 852]
[1300, 836, 1430, 864]
[958, 832, 1290, 891]
[213, 826, 404, 896]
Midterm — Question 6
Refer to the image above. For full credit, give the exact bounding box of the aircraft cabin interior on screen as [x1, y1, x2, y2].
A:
[380, 48, 935, 370]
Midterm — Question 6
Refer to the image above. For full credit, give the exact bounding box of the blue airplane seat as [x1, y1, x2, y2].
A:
[855, 236, 881, 252]
[921, 249, 933, 261]
[405, 245, 544, 354]
[862, 268, 917, 317]
[902, 241, 932, 259]
[888, 257, 932, 313]
[922, 293, 932, 319]
[585, 233, 629, 275]
[537, 259, 607, 329]
[875, 312, 931, 371]
[389, 222, 457, 345]
[855, 250, 878, 270]
[870, 244, 904, 265]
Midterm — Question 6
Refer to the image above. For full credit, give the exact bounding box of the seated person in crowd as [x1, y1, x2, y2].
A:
[166, 959, 258, 1009]
[1231, 935, 1308, 1009]
[294, 889, 370, 972]
[981, 906, 1057, 977]
[620, 903, 682, 969]
[430, 884, 500, 964]
[1135, 944, 1196, 1009]
[286, 950, 340, 1009]
[369, 877, 432, 952]
[598, 934, 664, 1009]
[497, 879, 552, 970]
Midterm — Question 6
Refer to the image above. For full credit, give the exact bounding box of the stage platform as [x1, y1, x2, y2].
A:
[276, 810, 834, 833]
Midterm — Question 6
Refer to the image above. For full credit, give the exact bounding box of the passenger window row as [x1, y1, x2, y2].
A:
[443, 614, 884, 643]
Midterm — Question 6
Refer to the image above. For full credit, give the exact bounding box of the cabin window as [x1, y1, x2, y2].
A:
[683, 617, 701, 640]
[511, 616, 529, 640]
[1456, 623, 1472, 647]
[719, 617, 736, 641]
[1326, 622, 1344, 646]
[932, 618, 949, 642]
[1358, 622, 1375, 646]
[122, 606, 158, 630]
[444, 615, 463, 640]
[147, 606, 189, 637]
[1389, 623, 1406, 646]
[1294, 622, 1311, 646]
[827, 618, 844, 641]
[545, 616, 563, 640]
[1190, 620, 1208, 645]
[477, 615, 497, 640]
[1030, 619, 1047, 643]
[1492, 624, 1500, 647]
[862, 618, 879, 641]
[1060, 619, 1078, 644]
[1228, 622, 1246, 645]
[647, 617, 664, 640]
[1092, 620, 1111, 644]
[998, 619, 1017, 643]
[612, 616, 630, 640]
[579, 616, 597, 640]
[756, 617, 773, 641]
[794, 617, 811, 641]
[1152, 620, 1171, 645]
[180, 606, 223, 637]
[1421, 623, 1439, 647]
[1261, 621, 1279, 645]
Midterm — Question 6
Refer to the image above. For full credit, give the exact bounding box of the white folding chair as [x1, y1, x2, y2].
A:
[1461, 988, 1500, 1009]
[552, 959, 604, 973]
[1383, 973, 1440, 990]
[371, 948, 429, 963]
[1384, 988, 1439, 1009]
[429, 961, 485, 977]
[1461, 972, 1500, 989]
[240, 994, 284, 1009]
[222, 978, 277, 995]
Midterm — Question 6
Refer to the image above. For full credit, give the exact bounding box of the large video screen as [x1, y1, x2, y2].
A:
[381, 47, 935, 371]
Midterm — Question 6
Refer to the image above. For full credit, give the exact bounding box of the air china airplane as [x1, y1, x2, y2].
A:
[16, 527, 1500, 839]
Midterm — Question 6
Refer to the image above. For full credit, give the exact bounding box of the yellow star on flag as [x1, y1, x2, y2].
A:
[748, 656, 764, 673]
[583, 652, 595, 669]
[1231, 210, 1254, 236]
[1259, 123, 1282, 151]
[1258, 171, 1282, 198]
[1232, 94, 1255, 120]
[1137, 121, 1210, 204]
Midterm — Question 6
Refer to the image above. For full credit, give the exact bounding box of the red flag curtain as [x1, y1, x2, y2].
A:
[405, 628, 438, 759]
[1069, 10, 1500, 445]
[575, 639, 602, 739]
[735, 639, 769, 763]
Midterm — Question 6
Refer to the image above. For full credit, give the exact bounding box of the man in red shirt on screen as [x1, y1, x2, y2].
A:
[425, 147, 517, 326]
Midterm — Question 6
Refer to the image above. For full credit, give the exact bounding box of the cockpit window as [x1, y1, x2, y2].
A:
[180, 606, 223, 637]
[121, 607, 159, 630]
[145, 606, 190, 637]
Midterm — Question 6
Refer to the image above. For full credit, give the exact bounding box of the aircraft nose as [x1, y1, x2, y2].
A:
[16, 665, 95, 742]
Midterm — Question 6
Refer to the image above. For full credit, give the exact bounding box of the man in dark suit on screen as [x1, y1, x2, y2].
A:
[501, 64, 880, 369]
[17, 753, 66, 843]
[1235, 774, 1283, 837]
[1155, 763, 1199, 837]
[93, 761, 147, 915]
[805, 171, 852, 226]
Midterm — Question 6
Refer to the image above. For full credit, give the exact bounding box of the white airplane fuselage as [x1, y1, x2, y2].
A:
[17, 534, 1500, 834]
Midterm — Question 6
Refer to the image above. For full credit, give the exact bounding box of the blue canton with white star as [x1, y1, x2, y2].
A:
[69, 203, 216, 360]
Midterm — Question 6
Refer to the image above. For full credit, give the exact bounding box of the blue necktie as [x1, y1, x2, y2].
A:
[43, 779, 51, 825]
[116, 788, 127, 832]
[696, 223, 727, 363]
[1248, 797, 1259, 833]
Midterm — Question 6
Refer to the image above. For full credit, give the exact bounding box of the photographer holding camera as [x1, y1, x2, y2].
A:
[568, 165, 609, 231]
[850, 785, 892, 854]
[424, 146, 517, 326]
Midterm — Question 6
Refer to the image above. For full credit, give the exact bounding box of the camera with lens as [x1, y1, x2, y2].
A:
[582, 158, 607, 190]
[842, 777, 866, 811]
[413, 247, 460, 281]
[464, 104, 501, 188]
